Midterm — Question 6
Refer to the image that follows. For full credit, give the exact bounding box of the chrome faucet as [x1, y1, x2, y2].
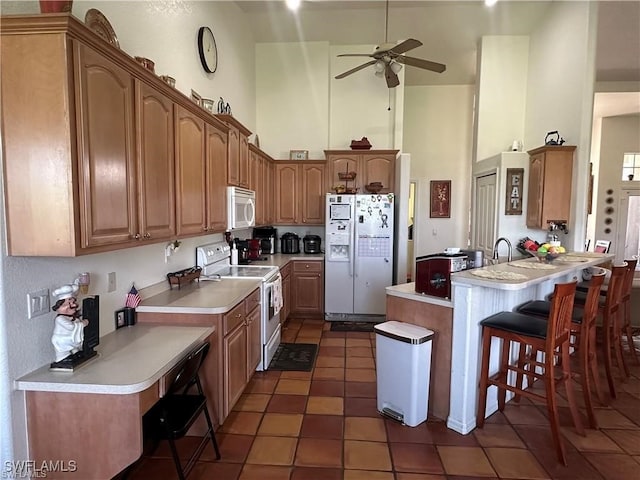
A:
[492, 237, 513, 263]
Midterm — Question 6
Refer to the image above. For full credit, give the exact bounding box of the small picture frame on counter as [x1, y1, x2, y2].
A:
[115, 307, 136, 329]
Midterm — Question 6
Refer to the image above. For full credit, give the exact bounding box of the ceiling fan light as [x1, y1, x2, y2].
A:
[390, 62, 402, 74]
[374, 70, 384, 78]
[374, 60, 386, 73]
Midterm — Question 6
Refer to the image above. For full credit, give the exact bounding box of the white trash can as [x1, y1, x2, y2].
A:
[374, 320, 434, 427]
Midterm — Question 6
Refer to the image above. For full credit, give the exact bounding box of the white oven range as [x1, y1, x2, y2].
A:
[196, 242, 281, 371]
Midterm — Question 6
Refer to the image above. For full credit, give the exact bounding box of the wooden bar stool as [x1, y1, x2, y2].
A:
[574, 265, 628, 398]
[476, 281, 584, 466]
[619, 259, 638, 367]
[516, 271, 606, 428]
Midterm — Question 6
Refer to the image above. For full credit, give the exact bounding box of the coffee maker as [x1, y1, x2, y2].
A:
[252, 226, 278, 254]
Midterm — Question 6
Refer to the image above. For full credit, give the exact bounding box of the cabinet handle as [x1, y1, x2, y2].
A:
[305, 264, 310, 269]
[203, 226, 209, 232]
[236, 313, 242, 318]
[134, 233, 141, 240]
[317, 274, 321, 277]
[144, 233, 151, 239]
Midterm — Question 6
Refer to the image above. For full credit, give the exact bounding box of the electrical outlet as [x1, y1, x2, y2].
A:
[27, 288, 50, 319]
[108, 272, 116, 292]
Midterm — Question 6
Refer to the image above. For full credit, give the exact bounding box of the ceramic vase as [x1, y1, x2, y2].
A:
[39, 0, 73, 13]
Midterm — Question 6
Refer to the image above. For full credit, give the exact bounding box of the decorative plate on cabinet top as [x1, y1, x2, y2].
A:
[85, 9, 120, 49]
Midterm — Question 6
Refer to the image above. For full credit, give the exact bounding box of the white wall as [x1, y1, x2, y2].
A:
[255, 41, 404, 159]
[475, 36, 529, 161]
[0, 0, 256, 464]
[524, 1, 598, 251]
[255, 42, 330, 159]
[403, 85, 475, 256]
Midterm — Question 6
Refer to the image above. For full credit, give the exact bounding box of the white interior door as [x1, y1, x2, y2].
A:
[473, 173, 497, 260]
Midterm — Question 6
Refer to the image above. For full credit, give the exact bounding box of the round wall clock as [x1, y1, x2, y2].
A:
[197, 26, 218, 73]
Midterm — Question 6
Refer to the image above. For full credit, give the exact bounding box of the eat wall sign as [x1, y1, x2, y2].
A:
[505, 168, 524, 215]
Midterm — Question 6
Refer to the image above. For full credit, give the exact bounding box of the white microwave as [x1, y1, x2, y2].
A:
[227, 186, 256, 230]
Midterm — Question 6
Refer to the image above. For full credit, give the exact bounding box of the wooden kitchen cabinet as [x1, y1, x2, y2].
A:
[217, 114, 251, 188]
[206, 123, 229, 233]
[1, 15, 231, 255]
[224, 311, 247, 415]
[280, 262, 292, 323]
[175, 105, 207, 236]
[325, 150, 398, 194]
[136, 80, 176, 242]
[249, 145, 275, 226]
[291, 260, 324, 318]
[526, 145, 576, 229]
[274, 161, 326, 225]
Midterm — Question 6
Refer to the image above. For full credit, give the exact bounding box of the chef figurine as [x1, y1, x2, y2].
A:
[51, 283, 88, 361]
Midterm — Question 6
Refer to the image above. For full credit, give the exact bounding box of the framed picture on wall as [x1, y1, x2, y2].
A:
[505, 168, 524, 215]
[430, 180, 451, 218]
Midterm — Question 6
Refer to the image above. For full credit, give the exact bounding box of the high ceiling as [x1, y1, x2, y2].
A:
[238, 0, 640, 87]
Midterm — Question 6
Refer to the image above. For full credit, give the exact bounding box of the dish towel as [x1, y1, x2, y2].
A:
[270, 273, 283, 316]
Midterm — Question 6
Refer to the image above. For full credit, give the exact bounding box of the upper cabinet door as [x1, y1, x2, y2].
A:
[526, 153, 545, 228]
[75, 42, 137, 248]
[136, 80, 176, 241]
[301, 163, 325, 224]
[206, 123, 228, 233]
[327, 155, 359, 191]
[175, 105, 206, 236]
[227, 125, 240, 186]
[275, 163, 299, 224]
[361, 154, 395, 193]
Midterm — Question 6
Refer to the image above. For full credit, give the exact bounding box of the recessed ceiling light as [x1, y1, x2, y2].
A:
[485, 0, 498, 6]
[286, 0, 301, 11]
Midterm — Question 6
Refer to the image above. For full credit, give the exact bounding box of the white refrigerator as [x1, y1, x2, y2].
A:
[324, 193, 395, 319]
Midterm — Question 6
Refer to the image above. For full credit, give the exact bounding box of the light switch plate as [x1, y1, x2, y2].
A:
[27, 288, 50, 319]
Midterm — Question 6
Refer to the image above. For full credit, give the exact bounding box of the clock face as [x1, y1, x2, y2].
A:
[198, 26, 217, 73]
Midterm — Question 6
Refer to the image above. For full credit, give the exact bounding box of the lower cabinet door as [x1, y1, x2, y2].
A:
[224, 323, 247, 416]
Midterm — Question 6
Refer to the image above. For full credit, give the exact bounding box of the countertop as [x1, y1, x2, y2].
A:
[451, 252, 614, 290]
[137, 253, 324, 315]
[386, 283, 453, 308]
[16, 324, 214, 394]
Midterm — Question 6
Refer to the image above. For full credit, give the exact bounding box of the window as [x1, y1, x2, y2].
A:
[622, 153, 640, 181]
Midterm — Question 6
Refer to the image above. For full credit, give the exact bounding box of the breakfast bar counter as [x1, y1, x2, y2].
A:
[447, 252, 614, 435]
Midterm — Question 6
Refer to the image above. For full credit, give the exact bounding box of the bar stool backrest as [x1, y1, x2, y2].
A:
[621, 259, 637, 302]
[604, 265, 627, 314]
[582, 271, 606, 327]
[547, 281, 577, 354]
[168, 342, 210, 396]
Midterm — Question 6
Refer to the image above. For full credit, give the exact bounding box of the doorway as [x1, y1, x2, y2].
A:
[616, 190, 640, 271]
[407, 181, 416, 282]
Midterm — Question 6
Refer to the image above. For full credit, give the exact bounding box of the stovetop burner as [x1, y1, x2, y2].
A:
[196, 242, 279, 281]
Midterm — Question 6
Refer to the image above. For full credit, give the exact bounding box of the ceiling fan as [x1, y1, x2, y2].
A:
[334, 0, 446, 88]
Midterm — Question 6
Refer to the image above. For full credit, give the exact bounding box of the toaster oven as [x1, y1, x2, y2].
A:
[415, 253, 467, 299]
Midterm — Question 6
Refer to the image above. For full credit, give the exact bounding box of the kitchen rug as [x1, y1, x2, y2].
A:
[269, 343, 318, 371]
[329, 321, 380, 332]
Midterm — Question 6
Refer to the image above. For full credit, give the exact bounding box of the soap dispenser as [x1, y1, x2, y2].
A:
[231, 241, 238, 265]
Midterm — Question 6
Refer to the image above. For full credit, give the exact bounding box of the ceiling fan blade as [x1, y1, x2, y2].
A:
[396, 55, 446, 73]
[385, 65, 400, 88]
[388, 38, 423, 56]
[337, 53, 374, 58]
[335, 60, 377, 79]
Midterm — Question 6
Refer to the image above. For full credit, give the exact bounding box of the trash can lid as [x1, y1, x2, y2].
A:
[374, 321, 434, 345]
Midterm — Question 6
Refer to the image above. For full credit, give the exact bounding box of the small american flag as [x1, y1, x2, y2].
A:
[125, 285, 141, 308]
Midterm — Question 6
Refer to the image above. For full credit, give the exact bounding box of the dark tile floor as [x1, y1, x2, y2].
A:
[126, 318, 640, 480]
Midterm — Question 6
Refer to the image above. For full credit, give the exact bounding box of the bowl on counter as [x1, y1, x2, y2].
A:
[537, 251, 560, 263]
